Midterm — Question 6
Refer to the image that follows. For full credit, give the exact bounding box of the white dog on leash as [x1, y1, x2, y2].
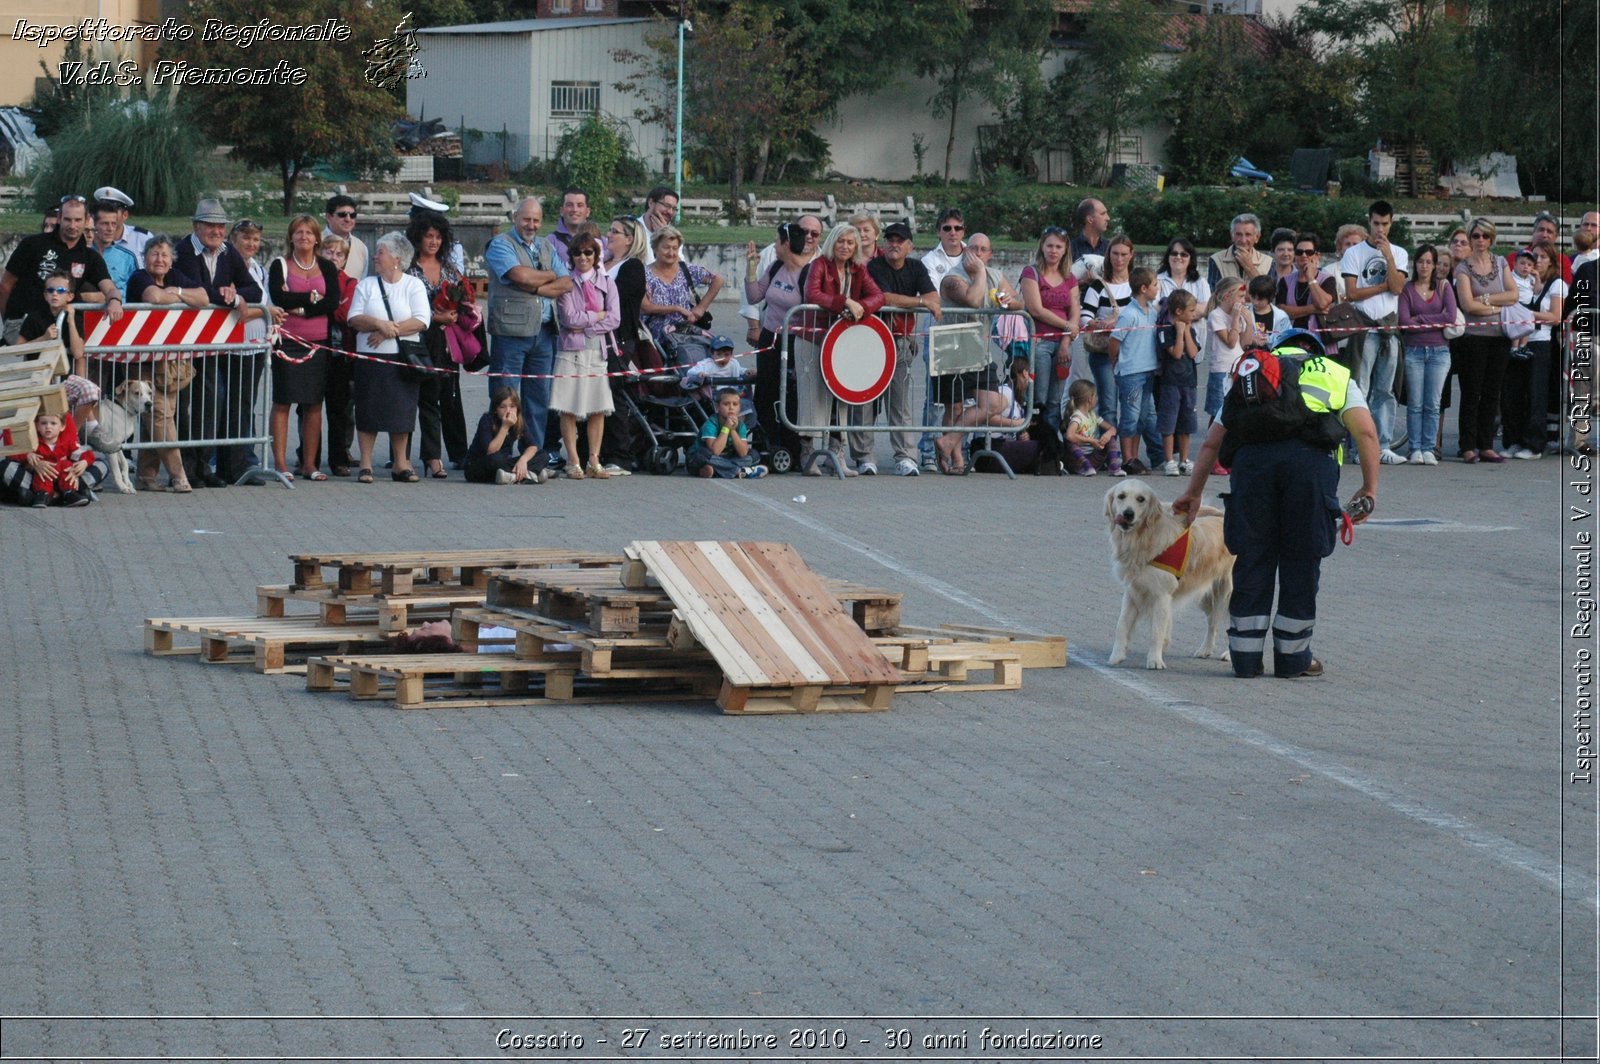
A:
[1105, 479, 1234, 669]
[89, 379, 154, 494]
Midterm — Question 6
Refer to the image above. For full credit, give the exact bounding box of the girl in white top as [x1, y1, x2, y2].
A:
[1203, 277, 1250, 422]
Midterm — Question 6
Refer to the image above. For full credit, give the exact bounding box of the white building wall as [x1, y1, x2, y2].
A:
[409, 33, 535, 166]
[409, 23, 667, 170]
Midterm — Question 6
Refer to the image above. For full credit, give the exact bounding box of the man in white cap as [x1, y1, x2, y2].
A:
[91, 186, 152, 260]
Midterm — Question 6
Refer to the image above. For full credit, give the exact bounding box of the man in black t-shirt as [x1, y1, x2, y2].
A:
[0, 196, 123, 343]
[867, 221, 942, 476]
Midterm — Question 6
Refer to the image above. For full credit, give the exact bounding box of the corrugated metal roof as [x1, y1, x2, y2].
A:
[418, 17, 654, 34]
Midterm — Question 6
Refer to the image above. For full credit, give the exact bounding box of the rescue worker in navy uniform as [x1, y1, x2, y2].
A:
[1172, 329, 1380, 678]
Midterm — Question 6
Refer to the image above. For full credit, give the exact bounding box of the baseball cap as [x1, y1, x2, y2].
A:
[709, 335, 734, 351]
[883, 221, 914, 241]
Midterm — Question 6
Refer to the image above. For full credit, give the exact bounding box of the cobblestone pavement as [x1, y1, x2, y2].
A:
[0, 424, 1592, 1062]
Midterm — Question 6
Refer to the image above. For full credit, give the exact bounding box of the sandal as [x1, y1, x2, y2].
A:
[1461, 450, 1480, 464]
[299, 469, 329, 481]
[564, 463, 585, 480]
[275, 469, 295, 482]
[428, 464, 448, 479]
[357, 468, 374, 483]
[584, 461, 610, 480]
[392, 468, 420, 482]
[166, 480, 193, 494]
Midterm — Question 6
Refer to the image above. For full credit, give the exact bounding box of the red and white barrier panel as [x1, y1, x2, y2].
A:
[83, 305, 248, 353]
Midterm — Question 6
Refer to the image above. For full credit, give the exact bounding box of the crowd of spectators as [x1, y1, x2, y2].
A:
[1, 187, 1594, 505]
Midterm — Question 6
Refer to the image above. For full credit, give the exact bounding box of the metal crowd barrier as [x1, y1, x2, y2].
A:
[776, 303, 1036, 479]
[77, 302, 282, 488]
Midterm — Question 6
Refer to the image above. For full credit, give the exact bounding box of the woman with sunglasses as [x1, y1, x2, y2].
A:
[1274, 233, 1334, 332]
[1452, 218, 1518, 463]
[1019, 227, 1079, 450]
[551, 235, 621, 479]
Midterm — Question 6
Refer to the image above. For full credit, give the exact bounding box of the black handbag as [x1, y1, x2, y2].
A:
[687, 271, 712, 328]
[377, 276, 432, 384]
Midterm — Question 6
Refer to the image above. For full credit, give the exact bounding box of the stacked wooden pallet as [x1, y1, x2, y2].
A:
[0, 338, 69, 456]
[142, 544, 1068, 713]
[146, 549, 625, 674]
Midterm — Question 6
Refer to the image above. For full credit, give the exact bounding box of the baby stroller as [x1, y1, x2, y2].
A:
[615, 324, 712, 474]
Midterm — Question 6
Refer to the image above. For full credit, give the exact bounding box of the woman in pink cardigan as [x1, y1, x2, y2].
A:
[552, 235, 622, 479]
[797, 223, 885, 475]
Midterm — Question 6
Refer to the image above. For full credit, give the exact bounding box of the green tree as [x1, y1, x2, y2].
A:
[913, 0, 1055, 181]
[613, 2, 824, 213]
[1294, 0, 1469, 183]
[1156, 16, 1254, 184]
[553, 113, 639, 206]
[1051, 0, 1164, 185]
[1240, 13, 1362, 171]
[161, 0, 406, 213]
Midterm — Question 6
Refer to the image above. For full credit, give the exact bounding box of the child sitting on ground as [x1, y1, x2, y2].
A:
[1156, 289, 1202, 476]
[1064, 379, 1122, 477]
[464, 387, 547, 484]
[20, 268, 103, 436]
[0, 410, 106, 506]
[687, 387, 767, 479]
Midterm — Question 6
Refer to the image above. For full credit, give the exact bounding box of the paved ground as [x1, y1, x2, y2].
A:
[1, 388, 1595, 1061]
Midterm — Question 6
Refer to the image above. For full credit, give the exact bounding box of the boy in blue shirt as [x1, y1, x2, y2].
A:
[1108, 266, 1162, 474]
[687, 387, 768, 479]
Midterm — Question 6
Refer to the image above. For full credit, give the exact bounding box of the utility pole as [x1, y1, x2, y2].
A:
[675, 0, 687, 222]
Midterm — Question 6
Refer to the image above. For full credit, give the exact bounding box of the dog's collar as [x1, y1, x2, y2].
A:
[1149, 528, 1191, 578]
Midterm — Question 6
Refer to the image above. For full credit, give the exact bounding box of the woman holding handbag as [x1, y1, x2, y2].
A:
[1452, 218, 1518, 464]
[552, 235, 621, 479]
[405, 213, 469, 478]
[347, 232, 431, 483]
[1078, 234, 1135, 428]
[268, 215, 339, 481]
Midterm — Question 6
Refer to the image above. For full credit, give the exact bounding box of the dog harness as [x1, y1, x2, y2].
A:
[1149, 528, 1192, 578]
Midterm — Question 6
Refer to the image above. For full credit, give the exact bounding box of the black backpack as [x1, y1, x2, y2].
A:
[1218, 349, 1344, 466]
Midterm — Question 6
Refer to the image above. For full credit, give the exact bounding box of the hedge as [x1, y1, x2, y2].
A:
[958, 184, 1408, 250]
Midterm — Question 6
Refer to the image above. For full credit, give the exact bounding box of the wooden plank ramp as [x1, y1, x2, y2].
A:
[629, 540, 903, 714]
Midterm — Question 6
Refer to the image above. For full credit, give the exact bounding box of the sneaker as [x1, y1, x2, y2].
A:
[856, 460, 878, 476]
[1513, 447, 1539, 460]
[920, 454, 939, 473]
[1406, 451, 1425, 464]
[602, 463, 632, 476]
[1379, 449, 1404, 465]
[1179, 460, 1194, 476]
[741, 465, 769, 479]
[1285, 658, 1324, 679]
[495, 469, 517, 485]
[1109, 467, 1127, 477]
[1161, 458, 1180, 476]
[1079, 466, 1098, 477]
[1420, 451, 1438, 466]
[894, 458, 920, 477]
[28, 491, 49, 508]
[64, 490, 92, 507]
[533, 467, 550, 484]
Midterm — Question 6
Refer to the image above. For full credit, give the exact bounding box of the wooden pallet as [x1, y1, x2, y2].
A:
[484, 568, 675, 636]
[306, 652, 713, 709]
[894, 623, 1067, 669]
[453, 607, 713, 677]
[0, 336, 70, 379]
[256, 584, 483, 633]
[0, 396, 42, 457]
[288, 548, 622, 595]
[144, 615, 390, 673]
[630, 540, 904, 714]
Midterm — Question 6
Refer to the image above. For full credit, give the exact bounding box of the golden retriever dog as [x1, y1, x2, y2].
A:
[1105, 479, 1233, 669]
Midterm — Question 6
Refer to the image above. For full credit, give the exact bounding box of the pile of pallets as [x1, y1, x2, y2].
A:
[143, 544, 1067, 713]
[0, 338, 69, 456]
